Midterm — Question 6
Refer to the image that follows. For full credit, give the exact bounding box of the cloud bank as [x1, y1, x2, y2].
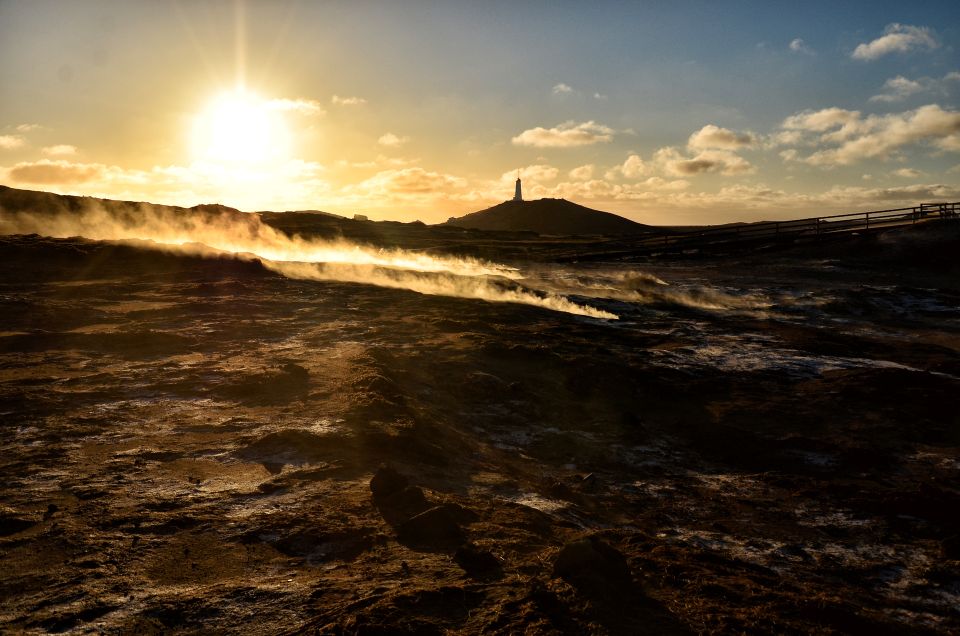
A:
[852, 24, 939, 61]
[512, 121, 615, 148]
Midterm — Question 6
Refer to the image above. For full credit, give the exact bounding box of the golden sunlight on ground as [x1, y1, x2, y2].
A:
[191, 89, 291, 166]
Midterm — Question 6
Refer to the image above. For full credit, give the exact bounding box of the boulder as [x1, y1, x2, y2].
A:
[397, 506, 464, 546]
[553, 536, 632, 590]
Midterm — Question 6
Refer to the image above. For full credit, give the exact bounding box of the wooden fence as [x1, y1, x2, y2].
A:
[615, 201, 960, 258]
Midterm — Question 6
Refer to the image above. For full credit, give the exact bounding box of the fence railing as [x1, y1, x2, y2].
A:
[621, 201, 960, 256]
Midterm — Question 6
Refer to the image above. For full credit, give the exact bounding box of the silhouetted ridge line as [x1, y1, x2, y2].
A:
[442, 198, 651, 236]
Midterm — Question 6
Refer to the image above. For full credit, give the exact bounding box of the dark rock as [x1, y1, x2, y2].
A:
[434, 502, 479, 524]
[578, 473, 600, 493]
[941, 534, 960, 560]
[392, 485, 430, 512]
[553, 536, 632, 589]
[370, 465, 409, 498]
[546, 480, 576, 500]
[777, 544, 813, 562]
[454, 543, 501, 575]
[397, 506, 464, 546]
[0, 508, 36, 536]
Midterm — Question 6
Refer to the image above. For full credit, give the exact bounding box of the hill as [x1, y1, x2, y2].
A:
[442, 198, 651, 236]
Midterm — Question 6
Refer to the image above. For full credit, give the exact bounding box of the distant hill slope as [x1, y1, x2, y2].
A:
[442, 198, 651, 236]
[0, 184, 252, 225]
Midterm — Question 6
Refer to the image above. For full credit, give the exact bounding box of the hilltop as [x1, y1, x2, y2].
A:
[443, 198, 652, 236]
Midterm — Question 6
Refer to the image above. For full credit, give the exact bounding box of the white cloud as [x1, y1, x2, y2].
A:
[512, 121, 615, 148]
[7, 159, 104, 184]
[852, 23, 939, 61]
[352, 167, 466, 197]
[15, 123, 41, 133]
[331, 95, 367, 106]
[784, 104, 960, 166]
[568, 164, 594, 181]
[504, 164, 558, 183]
[892, 167, 923, 178]
[639, 176, 690, 191]
[870, 76, 926, 103]
[41, 144, 77, 156]
[655, 146, 755, 176]
[688, 124, 757, 150]
[870, 71, 960, 103]
[552, 83, 574, 95]
[267, 98, 325, 116]
[789, 38, 814, 55]
[378, 132, 410, 147]
[782, 107, 861, 133]
[621, 154, 649, 179]
[0, 135, 25, 150]
[823, 183, 960, 203]
[593, 92, 608, 100]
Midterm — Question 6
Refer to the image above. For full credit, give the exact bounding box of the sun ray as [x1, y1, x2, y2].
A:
[190, 89, 291, 166]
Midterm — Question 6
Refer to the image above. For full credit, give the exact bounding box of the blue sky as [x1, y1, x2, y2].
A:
[1, 0, 958, 223]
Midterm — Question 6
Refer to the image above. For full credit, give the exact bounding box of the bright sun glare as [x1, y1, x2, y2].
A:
[191, 90, 291, 166]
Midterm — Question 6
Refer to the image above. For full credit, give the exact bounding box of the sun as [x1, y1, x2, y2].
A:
[191, 89, 291, 165]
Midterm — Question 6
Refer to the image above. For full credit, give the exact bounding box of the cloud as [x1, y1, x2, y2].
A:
[789, 38, 814, 55]
[267, 98, 325, 116]
[331, 95, 367, 106]
[782, 107, 861, 133]
[892, 167, 923, 178]
[7, 159, 104, 184]
[638, 176, 690, 191]
[41, 144, 77, 156]
[504, 164, 558, 183]
[0, 135, 25, 150]
[378, 133, 410, 147]
[606, 154, 653, 179]
[353, 168, 466, 197]
[593, 93, 608, 100]
[568, 164, 594, 181]
[656, 147, 755, 176]
[823, 183, 960, 203]
[852, 23, 939, 61]
[688, 124, 757, 150]
[552, 83, 574, 95]
[870, 76, 926, 103]
[869, 71, 960, 103]
[784, 104, 960, 166]
[512, 121, 615, 148]
[15, 123, 41, 133]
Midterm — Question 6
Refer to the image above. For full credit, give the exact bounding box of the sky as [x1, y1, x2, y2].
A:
[1, 0, 959, 225]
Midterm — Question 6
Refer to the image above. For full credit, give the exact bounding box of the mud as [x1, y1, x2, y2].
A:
[1, 225, 958, 634]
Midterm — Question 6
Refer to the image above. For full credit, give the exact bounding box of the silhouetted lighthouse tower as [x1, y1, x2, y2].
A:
[513, 171, 523, 201]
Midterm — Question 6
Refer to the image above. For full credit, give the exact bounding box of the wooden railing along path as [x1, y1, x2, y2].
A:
[589, 201, 960, 260]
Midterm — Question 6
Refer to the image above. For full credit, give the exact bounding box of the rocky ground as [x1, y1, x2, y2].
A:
[1, 225, 958, 634]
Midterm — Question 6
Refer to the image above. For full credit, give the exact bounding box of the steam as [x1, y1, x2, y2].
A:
[270, 261, 617, 319]
[0, 199, 616, 320]
[525, 268, 773, 313]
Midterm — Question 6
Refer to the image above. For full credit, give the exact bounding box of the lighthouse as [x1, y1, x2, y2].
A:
[513, 173, 523, 201]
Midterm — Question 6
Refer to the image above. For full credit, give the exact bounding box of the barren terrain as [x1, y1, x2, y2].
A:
[1, 222, 959, 634]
